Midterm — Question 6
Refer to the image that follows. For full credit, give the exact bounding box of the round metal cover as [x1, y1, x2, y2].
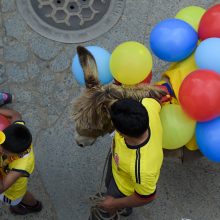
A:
[17, 0, 125, 43]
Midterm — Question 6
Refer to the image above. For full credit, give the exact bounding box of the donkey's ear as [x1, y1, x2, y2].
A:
[77, 46, 100, 88]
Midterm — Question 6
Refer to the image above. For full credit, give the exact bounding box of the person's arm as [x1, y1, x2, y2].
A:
[0, 108, 22, 123]
[99, 191, 156, 213]
[0, 171, 23, 194]
[100, 168, 159, 213]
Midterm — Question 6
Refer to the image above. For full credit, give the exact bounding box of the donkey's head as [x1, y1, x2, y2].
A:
[72, 46, 166, 147]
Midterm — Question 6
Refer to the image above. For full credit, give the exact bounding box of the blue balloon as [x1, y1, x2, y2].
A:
[150, 18, 198, 62]
[195, 38, 220, 74]
[72, 46, 113, 85]
[196, 117, 220, 162]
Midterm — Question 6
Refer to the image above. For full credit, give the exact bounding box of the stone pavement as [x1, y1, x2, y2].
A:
[0, 0, 220, 219]
[0, 171, 57, 220]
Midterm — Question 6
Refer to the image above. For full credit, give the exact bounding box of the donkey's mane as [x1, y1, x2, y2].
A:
[73, 83, 165, 132]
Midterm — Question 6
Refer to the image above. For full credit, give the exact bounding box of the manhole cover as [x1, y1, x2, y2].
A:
[17, 0, 125, 43]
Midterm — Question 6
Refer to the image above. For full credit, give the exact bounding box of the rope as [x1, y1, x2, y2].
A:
[88, 149, 126, 220]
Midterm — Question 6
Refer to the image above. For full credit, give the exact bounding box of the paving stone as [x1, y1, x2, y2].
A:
[4, 13, 28, 39]
[0, 63, 5, 74]
[23, 106, 48, 137]
[6, 63, 28, 83]
[0, 63, 7, 84]
[1, 0, 16, 13]
[27, 61, 41, 79]
[11, 88, 39, 105]
[50, 51, 70, 72]
[4, 42, 28, 62]
[29, 35, 63, 61]
[65, 45, 76, 59]
[55, 69, 76, 90]
[53, 85, 69, 103]
[0, 36, 3, 47]
[0, 169, 57, 220]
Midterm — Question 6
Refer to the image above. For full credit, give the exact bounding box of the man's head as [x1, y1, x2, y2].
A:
[110, 98, 149, 138]
[0, 123, 32, 154]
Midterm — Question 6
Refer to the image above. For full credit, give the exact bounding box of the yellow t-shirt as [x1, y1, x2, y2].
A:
[0, 121, 35, 200]
[112, 98, 163, 196]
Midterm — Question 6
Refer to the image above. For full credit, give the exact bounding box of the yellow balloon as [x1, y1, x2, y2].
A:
[175, 6, 206, 31]
[185, 135, 198, 151]
[160, 104, 196, 150]
[110, 41, 153, 85]
[163, 52, 198, 101]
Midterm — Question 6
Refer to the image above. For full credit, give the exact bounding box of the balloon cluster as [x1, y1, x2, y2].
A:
[71, 4, 220, 162]
[153, 5, 220, 162]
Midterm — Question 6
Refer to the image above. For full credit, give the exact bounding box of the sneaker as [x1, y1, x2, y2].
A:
[0, 92, 13, 106]
[10, 200, 42, 215]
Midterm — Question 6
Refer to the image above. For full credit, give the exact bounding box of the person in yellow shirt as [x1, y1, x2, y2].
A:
[96, 97, 163, 219]
[0, 108, 42, 215]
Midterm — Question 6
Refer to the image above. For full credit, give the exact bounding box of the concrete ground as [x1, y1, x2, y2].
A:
[0, 0, 220, 219]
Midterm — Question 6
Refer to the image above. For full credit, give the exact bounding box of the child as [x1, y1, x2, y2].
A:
[0, 108, 42, 215]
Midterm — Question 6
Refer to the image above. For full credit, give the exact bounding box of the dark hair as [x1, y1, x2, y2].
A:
[2, 124, 32, 153]
[110, 98, 149, 137]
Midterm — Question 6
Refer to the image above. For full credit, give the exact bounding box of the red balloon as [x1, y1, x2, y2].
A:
[179, 70, 220, 121]
[139, 72, 153, 84]
[198, 4, 220, 40]
[0, 115, 10, 130]
[113, 72, 153, 86]
[113, 79, 121, 85]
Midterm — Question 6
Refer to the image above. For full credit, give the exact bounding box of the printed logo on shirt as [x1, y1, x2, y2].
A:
[113, 153, 119, 169]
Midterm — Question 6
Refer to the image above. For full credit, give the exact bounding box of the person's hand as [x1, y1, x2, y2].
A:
[99, 196, 117, 214]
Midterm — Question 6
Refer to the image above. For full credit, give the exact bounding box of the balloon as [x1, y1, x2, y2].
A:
[150, 18, 198, 62]
[163, 52, 198, 100]
[110, 41, 153, 85]
[185, 135, 198, 151]
[160, 104, 196, 149]
[139, 72, 152, 84]
[113, 79, 121, 86]
[114, 72, 152, 86]
[175, 6, 206, 31]
[195, 38, 220, 74]
[179, 70, 220, 121]
[198, 4, 220, 40]
[196, 117, 220, 162]
[72, 46, 113, 85]
[0, 115, 10, 130]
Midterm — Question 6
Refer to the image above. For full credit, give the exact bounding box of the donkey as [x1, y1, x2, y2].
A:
[72, 46, 167, 147]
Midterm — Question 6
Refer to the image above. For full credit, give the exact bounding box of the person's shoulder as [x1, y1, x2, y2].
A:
[141, 98, 161, 112]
